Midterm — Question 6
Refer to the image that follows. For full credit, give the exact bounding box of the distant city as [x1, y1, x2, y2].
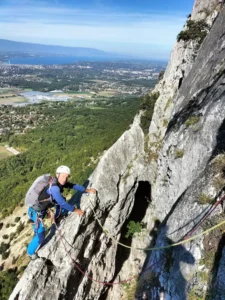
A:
[0, 39, 166, 138]
[0, 60, 166, 100]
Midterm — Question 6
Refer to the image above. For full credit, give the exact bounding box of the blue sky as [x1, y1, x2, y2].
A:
[0, 0, 194, 59]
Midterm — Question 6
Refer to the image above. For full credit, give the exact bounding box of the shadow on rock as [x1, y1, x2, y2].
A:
[136, 222, 195, 300]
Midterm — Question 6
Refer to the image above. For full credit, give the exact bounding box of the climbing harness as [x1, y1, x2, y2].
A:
[28, 208, 45, 229]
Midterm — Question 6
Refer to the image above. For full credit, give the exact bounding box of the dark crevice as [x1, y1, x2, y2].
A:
[45, 258, 54, 266]
[62, 267, 80, 300]
[82, 270, 95, 299]
[44, 258, 54, 273]
[116, 174, 122, 204]
[178, 77, 183, 89]
[99, 288, 110, 300]
[210, 118, 225, 159]
[219, 31, 225, 41]
[205, 233, 225, 299]
[162, 190, 186, 226]
[99, 181, 151, 300]
[178, 70, 185, 90]
[82, 269, 106, 300]
[43, 259, 55, 287]
[14, 292, 20, 300]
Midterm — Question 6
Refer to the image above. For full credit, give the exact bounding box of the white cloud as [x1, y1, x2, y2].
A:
[0, 20, 183, 45]
[0, 4, 186, 25]
[0, 3, 186, 58]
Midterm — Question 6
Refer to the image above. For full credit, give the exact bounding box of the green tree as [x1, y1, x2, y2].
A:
[0, 269, 18, 300]
[177, 19, 210, 47]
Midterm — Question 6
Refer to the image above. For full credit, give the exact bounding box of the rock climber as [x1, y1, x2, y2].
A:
[25, 165, 96, 258]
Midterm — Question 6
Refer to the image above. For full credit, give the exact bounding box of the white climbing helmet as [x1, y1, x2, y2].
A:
[56, 165, 71, 175]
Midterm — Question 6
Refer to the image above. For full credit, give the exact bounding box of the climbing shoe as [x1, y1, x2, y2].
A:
[29, 253, 38, 260]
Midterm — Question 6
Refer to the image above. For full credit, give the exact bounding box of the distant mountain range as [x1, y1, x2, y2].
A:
[0, 39, 112, 57]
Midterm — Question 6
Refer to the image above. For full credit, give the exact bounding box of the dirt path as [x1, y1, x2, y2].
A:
[5, 146, 20, 155]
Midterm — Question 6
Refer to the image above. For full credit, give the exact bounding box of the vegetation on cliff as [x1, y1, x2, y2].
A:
[140, 92, 160, 133]
[177, 19, 210, 47]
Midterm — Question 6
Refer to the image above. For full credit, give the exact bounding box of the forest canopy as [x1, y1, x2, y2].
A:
[0, 98, 139, 217]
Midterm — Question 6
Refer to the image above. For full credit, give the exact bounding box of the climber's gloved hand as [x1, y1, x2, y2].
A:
[85, 188, 96, 194]
[74, 208, 85, 216]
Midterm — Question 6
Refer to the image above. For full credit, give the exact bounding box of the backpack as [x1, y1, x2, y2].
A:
[25, 174, 54, 211]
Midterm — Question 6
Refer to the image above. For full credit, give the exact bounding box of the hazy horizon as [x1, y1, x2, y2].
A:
[1, 38, 169, 62]
[0, 0, 194, 60]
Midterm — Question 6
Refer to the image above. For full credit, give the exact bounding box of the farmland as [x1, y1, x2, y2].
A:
[0, 145, 13, 160]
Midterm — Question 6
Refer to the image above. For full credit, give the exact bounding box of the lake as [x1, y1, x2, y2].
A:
[9, 55, 127, 65]
[17, 90, 72, 106]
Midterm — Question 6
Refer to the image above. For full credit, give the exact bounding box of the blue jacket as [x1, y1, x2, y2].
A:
[46, 183, 85, 212]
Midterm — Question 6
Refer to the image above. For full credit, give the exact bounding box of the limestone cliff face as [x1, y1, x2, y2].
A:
[9, 115, 151, 300]
[148, 0, 219, 149]
[147, 4, 225, 299]
[10, 1, 225, 300]
[192, 0, 219, 20]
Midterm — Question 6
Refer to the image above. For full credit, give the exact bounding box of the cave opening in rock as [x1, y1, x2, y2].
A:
[130, 181, 151, 224]
[211, 118, 225, 156]
[99, 181, 151, 300]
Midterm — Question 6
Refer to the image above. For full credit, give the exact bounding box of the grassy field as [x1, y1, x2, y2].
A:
[65, 91, 92, 95]
[86, 106, 106, 110]
[0, 88, 28, 104]
[0, 89, 13, 94]
[97, 90, 117, 97]
[0, 88, 20, 94]
[0, 94, 17, 99]
[51, 92, 92, 99]
[72, 94, 92, 99]
[0, 95, 27, 104]
[0, 145, 13, 160]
